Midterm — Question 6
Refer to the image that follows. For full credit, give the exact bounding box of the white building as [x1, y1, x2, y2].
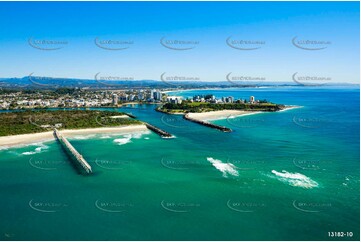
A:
[167, 96, 183, 104]
[112, 94, 118, 105]
[250, 96, 255, 103]
[151, 89, 161, 101]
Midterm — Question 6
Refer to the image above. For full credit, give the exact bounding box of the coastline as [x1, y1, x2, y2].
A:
[0, 124, 148, 148]
[187, 110, 259, 121]
[186, 105, 302, 121]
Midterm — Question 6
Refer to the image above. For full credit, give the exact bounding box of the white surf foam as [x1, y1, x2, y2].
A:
[71, 134, 96, 140]
[0, 146, 9, 151]
[207, 157, 239, 178]
[114, 136, 132, 145]
[21, 143, 49, 156]
[132, 133, 143, 139]
[269, 170, 318, 189]
[113, 131, 150, 145]
[100, 135, 111, 139]
[22, 151, 37, 155]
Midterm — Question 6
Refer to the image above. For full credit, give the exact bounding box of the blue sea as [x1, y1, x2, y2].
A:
[0, 86, 359, 240]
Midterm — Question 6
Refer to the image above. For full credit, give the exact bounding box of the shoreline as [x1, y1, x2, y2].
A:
[187, 110, 259, 121]
[185, 105, 302, 121]
[0, 124, 148, 149]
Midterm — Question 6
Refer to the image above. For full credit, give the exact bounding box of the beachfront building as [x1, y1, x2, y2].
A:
[150, 89, 155, 101]
[129, 94, 136, 101]
[154, 90, 161, 100]
[250, 96, 255, 103]
[167, 96, 183, 104]
[119, 94, 129, 102]
[151, 89, 162, 101]
[112, 94, 118, 105]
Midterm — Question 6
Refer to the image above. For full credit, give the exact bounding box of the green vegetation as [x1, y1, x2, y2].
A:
[159, 101, 285, 113]
[0, 110, 142, 136]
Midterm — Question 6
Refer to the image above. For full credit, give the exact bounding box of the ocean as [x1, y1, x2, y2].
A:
[0, 86, 359, 240]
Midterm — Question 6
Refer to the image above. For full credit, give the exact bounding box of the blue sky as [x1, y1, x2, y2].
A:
[0, 1, 359, 83]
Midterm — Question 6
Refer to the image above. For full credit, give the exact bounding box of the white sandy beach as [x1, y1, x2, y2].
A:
[186, 106, 302, 121]
[187, 110, 260, 121]
[0, 124, 148, 148]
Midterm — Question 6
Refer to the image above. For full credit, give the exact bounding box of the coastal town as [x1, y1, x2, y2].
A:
[0, 86, 281, 145]
[0, 88, 262, 110]
[0, 88, 164, 109]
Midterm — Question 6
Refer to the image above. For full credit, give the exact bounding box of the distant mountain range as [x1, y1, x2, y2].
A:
[0, 76, 358, 89]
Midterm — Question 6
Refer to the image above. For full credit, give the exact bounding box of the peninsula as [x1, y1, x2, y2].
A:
[158, 94, 287, 115]
[157, 94, 297, 132]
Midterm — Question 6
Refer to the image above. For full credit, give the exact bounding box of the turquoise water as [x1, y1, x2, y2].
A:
[0, 87, 359, 240]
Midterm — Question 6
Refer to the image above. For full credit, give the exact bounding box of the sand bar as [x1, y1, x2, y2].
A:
[187, 110, 260, 121]
[0, 124, 147, 148]
[186, 106, 302, 121]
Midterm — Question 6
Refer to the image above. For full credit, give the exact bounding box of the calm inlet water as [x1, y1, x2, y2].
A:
[0, 87, 359, 240]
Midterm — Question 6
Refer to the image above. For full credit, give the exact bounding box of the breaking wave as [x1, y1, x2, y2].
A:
[114, 135, 132, 145]
[113, 131, 150, 145]
[207, 157, 239, 178]
[71, 134, 96, 140]
[269, 170, 319, 189]
[22, 143, 49, 156]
